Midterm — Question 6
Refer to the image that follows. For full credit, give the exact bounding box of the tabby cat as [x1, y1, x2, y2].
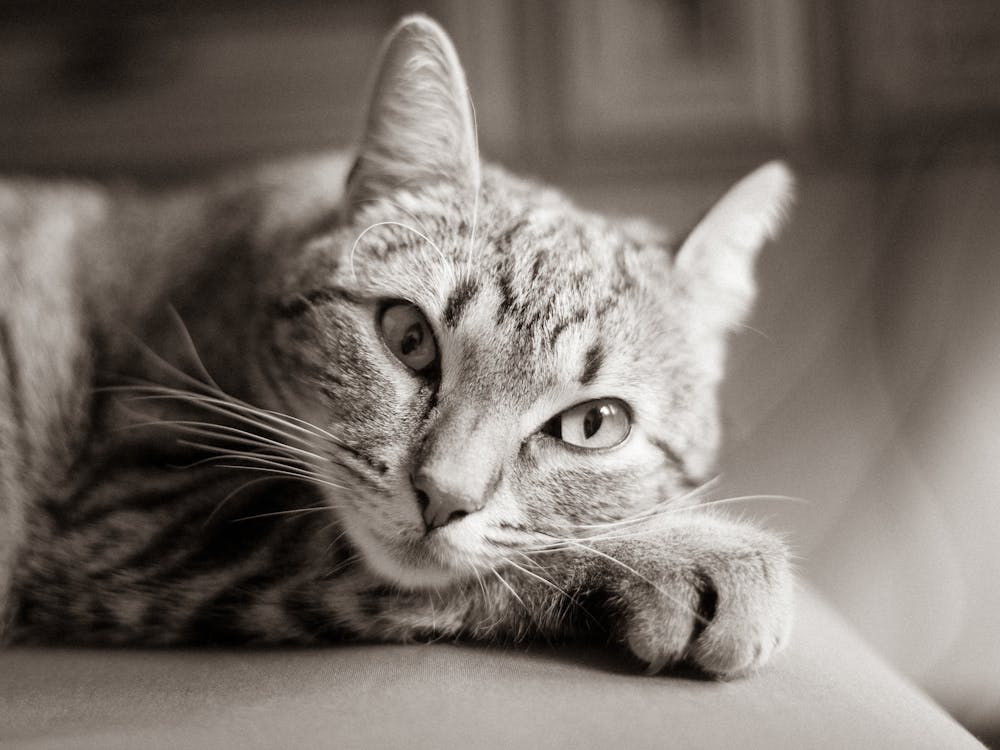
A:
[0, 16, 793, 677]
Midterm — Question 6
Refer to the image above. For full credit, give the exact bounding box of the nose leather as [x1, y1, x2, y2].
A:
[412, 468, 484, 530]
[411, 402, 509, 531]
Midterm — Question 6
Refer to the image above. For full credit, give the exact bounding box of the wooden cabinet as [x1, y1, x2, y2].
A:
[541, 0, 812, 173]
[842, 0, 1000, 131]
[1, 1, 997, 178]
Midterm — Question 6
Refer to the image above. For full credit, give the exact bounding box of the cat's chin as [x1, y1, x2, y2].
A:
[340, 514, 477, 589]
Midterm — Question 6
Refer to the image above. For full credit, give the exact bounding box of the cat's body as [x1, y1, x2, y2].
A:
[0, 17, 793, 676]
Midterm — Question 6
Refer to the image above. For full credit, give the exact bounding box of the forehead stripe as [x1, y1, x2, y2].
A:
[494, 268, 517, 324]
[442, 279, 479, 328]
[548, 307, 588, 348]
[580, 343, 604, 386]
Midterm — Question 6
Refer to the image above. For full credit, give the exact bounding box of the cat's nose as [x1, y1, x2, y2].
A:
[411, 469, 485, 530]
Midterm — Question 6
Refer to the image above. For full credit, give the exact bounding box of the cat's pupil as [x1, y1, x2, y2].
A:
[401, 324, 423, 355]
[583, 407, 604, 439]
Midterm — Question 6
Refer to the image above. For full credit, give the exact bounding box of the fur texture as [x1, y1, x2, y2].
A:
[0, 16, 794, 677]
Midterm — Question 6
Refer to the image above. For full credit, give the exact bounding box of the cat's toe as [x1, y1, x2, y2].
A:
[620, 573, 706, 673]
[688, 551, 794, 678]
[625, 604, 697, 673]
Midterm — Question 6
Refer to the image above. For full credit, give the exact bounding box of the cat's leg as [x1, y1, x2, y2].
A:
[340, 514, 793, 678]
[592, 514, 794, 676]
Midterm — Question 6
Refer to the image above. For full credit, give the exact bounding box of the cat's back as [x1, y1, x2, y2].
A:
[0, 177, 111, 311]
[0, 177, 115, 633]
[0, 176, 109, 478]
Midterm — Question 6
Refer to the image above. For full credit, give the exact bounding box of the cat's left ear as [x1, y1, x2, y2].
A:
[347, 15, 479, 210]
[673, 161, 794, 331]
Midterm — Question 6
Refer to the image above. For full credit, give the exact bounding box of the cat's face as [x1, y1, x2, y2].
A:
[265, 17, 791, 587]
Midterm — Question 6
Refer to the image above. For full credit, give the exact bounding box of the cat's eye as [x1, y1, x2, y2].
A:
[379, 302, 438, 373]
[544, 398, 631, 450]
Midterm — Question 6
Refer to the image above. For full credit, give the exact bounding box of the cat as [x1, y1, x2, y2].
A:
[0, 15, 793, 677]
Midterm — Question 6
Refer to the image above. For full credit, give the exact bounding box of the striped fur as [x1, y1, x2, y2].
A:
[0, 16, 794, 676]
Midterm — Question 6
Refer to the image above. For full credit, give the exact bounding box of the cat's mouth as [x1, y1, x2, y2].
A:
[338, 501, 502, 589]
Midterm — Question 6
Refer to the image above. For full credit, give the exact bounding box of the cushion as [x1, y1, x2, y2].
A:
[0, 585, 983, 749]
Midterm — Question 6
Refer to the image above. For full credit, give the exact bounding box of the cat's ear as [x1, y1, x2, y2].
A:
[347, 15, 479, 209]
[673, 161, 793, 331]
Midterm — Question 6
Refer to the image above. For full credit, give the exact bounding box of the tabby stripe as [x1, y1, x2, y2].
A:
[182, 567, 284, 644]
[337, 444, 388, 475]
[517, 295, 555, 335]
[283, 584, 349, 642]
[594, 297, 615, 320]
[613, 246, 639, 288]
[548, 307, 588, 348]
[496, 218, 529, 252]
[442, 279, 479, 329]
[104, 498, 218, 573]
[580, 343, 604, 386]
[165, 502, 327, 642]
[68, 470, 235, 528]
[331, 458, 382, 490]
[146, 480, 325, 583]
[650, 438, 699, 487]
[494, 267, 517, 324]
[485, 465, 504, 500]
[184, 491, 323, 572]
[529, 253, 544, 282]
[0, 317, 30, 468]
[103, 474, 277, 574]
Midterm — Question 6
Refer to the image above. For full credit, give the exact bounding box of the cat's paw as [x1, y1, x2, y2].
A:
[616, 526, 793, 678]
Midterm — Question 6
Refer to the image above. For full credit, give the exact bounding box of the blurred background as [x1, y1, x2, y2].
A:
[2, 0, 999, 743]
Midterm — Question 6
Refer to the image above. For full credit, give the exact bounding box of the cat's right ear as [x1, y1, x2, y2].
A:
[672, 161, 794, 333]
[346, 15, 480, 211]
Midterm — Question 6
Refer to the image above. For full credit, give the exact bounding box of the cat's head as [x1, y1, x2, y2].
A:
[266, 16, 793, 587]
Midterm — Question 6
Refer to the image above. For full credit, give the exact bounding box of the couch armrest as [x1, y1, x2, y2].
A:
[0, 585, 984, 749]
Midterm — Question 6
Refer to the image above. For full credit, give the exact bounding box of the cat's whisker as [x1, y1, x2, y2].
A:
[204, 475, 286, 527]
[565, 477, 720, 532]
[121, 418, 328, 463]
[107, 369, 345, 446]
[733, 322, 772, 341]
[231, 506, 331, 523]
[542, 538, 706, 625]
[500, 553, 605, 629]
[212, 464, 349, 493]
[490, 567, 527, 612]
[172, 440, 320, 476]
[355, 197, 436, 240]
[465, 93, 481, 270]
[165, 304, 224, 392]
[697, 494, 811, 508]
[348, 221, 448, 283]
[111, 386, 332, 448]
[201, 461, 346, 494]
[110, 398, 332, 485]
[119, 328, 219, 397]
[323, 528, 349, 559]
[551, 489, 809, 548]
[126, 395, 318, 452]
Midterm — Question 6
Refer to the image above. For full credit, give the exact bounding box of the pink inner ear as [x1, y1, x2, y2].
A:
[349, 15, 480, 208]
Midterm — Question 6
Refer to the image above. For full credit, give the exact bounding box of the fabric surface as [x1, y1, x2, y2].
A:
[0, 586, 983, 749]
